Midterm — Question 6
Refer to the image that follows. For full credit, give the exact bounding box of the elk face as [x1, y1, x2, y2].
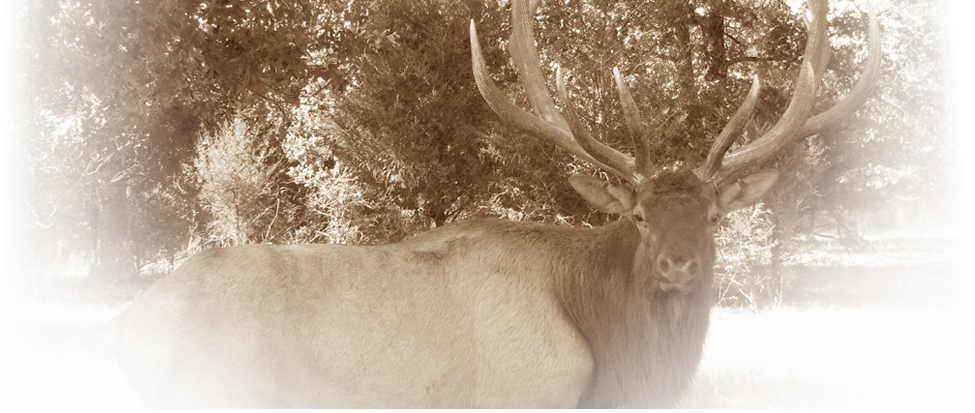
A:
[571, 169, 778, 294]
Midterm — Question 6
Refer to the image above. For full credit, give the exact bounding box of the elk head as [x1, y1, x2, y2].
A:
[470, 0, 880, 293]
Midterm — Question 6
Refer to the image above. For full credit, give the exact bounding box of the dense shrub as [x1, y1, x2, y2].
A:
[714, 202, 779, 308]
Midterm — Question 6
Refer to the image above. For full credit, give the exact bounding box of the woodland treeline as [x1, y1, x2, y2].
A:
[12, 0, 952, 305]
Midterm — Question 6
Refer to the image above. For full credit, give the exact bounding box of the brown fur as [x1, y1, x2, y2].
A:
[115, 169, 758, 408]
[464, 218, 713, 407]
[554, 170, 717, 407]
[562, 221, 711, 408]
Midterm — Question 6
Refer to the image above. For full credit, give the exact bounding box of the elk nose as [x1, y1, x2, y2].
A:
[656, 252, 700, 284]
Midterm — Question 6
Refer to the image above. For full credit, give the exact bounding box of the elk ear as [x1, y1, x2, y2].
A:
[717, 169, 779, 212]
[568, 175, 636, 214]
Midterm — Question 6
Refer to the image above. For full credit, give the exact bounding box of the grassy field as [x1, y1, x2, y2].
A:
[2, 236, 971, 409]
[683, 237, 973, 408]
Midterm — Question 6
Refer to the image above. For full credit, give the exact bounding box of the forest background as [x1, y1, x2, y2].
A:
[1, 0, 973, 408]
[1, 0, 970, 307]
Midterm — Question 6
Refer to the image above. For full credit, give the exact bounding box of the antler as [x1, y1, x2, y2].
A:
[471, 0, 881, 186]
[470, 0, 643, 184]
[706, 0, 882, 184]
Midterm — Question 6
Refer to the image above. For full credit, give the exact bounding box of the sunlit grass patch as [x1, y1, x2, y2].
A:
[2, 295, 140, 409]
[679, 371, 968, 409]
[683, 305, 974, 408]
[2, 368, 142, 409]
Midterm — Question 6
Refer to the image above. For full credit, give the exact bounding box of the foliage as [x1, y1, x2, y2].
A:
[752, 0, 952, 273]
[21, 0, 328, 279]
[127, 171, 201, 272]
[16, 0, 953, 286]
[811, 0, 952, 235]
[194, 116, 305, 246]
[301, 0, 503, 231]
[714, 203, 779, 308]
[291, 160, 424, 245]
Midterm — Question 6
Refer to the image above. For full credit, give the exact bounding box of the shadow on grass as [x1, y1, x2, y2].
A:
[785, 262, 970, 310]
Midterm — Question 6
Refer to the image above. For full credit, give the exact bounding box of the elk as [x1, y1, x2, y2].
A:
[114, 0, 880, 408]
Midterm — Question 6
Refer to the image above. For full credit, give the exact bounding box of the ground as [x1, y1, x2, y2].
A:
[1, 235, 971, 409]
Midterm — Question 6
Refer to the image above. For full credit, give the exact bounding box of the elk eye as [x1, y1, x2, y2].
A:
[709, 214, 720, 225]
[633, 214, 645, 223]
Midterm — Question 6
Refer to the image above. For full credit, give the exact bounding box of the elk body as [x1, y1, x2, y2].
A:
[114, 0, 880, 408]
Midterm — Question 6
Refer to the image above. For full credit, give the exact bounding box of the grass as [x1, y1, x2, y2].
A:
[2, 235, 971, 409]
[682, 306, 972, 408]
[681, 236, 973, 409]
[0, 273, 152, 409]
[2, 301, 143, 408]
[681, 371, 968, 409]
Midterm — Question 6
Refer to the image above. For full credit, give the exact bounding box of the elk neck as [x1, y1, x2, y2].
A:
[433, 216, 714, 407]
[552, 219, 715, 408]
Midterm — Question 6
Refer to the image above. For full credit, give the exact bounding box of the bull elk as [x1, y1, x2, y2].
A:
[114, 0, 880, 408]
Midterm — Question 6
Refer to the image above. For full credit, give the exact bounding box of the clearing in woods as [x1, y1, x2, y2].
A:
[1, 235, 970, 409]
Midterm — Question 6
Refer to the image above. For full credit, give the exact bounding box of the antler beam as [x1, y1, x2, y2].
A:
[712, 0, 882, 184]
[470, 0, 640, 183]
[471, 0, 881, 186]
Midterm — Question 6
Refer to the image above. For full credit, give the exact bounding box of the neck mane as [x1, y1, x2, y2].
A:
[552, 220, 715, 408]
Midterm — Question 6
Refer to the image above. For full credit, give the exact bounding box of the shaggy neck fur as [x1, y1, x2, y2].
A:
[550, 219, 715, 408]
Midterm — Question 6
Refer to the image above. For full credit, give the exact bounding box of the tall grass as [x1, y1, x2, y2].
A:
[854, 195, 968, 239]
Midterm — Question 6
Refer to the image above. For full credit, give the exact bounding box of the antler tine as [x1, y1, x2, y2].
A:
[470, 0, 639, 184]
[697, 75, 762, 180]
[556, 68, 640, 181]
[798, 1, 881, 137]
[713, 0, 881, 185]
[613, 68, 653, 175]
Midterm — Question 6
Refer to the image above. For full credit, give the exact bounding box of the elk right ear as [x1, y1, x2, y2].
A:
[568, 175, 636, 214]
[717, 169, 779, 212]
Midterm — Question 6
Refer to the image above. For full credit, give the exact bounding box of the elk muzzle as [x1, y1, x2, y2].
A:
[655, 250, 701, 294]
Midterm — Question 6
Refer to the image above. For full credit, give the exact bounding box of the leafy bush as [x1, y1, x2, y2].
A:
[714, 202, 779, 308]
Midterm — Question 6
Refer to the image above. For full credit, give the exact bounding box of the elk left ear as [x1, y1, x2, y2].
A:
[717, 170, 779, 212]
[568, 175, 636, 214]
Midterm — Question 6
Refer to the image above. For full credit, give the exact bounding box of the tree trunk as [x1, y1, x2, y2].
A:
[90, 158, 136, 281]
[673, 6, 696, 100]
[701, 0, 728, 82]
[766, 209, 788, 304]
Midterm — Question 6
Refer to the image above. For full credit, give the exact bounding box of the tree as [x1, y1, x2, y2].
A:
[811, 0, 951, 235]
[187, 107, 321, 250]
[22, 0, 328, 279]
[294, 0, 505, 234]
